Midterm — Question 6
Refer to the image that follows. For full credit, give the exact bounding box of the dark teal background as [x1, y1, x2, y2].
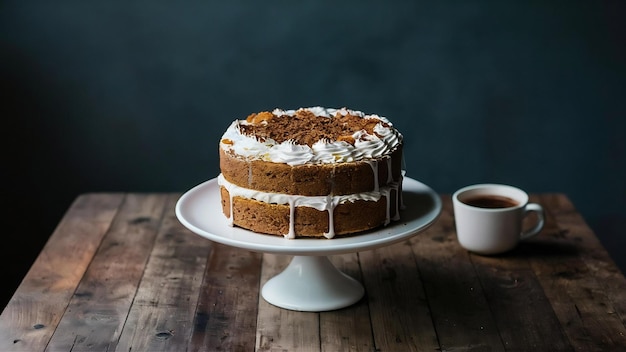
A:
[2, 1, 625, 306]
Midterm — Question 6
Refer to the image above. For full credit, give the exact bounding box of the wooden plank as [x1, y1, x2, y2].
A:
[0, 193, 124, 352]
[360, 240, 439, 351]
[410, 196, 505, 351]
[527, 194, 626, 351]
[321, 253, 374, 352]
[115, 194, 213, 351]
[538, 194, 626, 327]
[189, 244, 262, 352]
[469, 254, 572, 350]
[44, 194, 168, 351]
[255, 254, 320, 352]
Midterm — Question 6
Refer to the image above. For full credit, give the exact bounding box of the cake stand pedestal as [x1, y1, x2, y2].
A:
[176, 176, 441, 312]
[262, 255, 364, 311]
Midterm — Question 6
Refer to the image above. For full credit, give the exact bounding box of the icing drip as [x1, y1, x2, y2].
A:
[323, 194, 338, 239]
[218, 173, 382, 209]
[383, 179, 403, 225]
[286, 199, 296, 239]
[386, 157, 394, 183]
[365, 160, 379, 192]
[399, 170, 406, 210]
[218, 174, 398, 238]
[391, 188, 401, 221]
[386, 158, 401, 220]
[228, 189, 234, 226]
[382, 187, 391, 226]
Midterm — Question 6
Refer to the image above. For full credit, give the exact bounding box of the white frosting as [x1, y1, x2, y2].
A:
[311, 139, 355, 163]
[218, 173, 402, 239]
[220, 120, 274, 161]
[267, 140, 313, 166]
[220, 107, 402, 166]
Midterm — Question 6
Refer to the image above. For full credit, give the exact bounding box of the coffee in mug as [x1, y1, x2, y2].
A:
[452, 184, 545, 255]
[462, 195, 519, 209]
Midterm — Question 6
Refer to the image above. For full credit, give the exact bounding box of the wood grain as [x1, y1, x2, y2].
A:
[410, 197, 505, 351]
[528, 194, 626, 351]
[1, 193, 625, 352]
[360, 241, 439, 352]
[44, 194, 168, 351]
[0, 193, 124, 352]
[115, 194, 212, 352]
[190, 243, 262, 352]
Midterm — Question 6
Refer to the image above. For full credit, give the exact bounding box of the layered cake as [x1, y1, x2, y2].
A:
[218, 107, 404, 239]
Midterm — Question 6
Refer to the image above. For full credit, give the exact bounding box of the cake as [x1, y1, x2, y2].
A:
[218, 107, 404, 239]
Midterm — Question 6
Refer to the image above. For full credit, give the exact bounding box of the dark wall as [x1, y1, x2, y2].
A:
[2, 1, 625, 307]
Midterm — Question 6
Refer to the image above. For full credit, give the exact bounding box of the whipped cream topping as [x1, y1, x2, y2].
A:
[220, 107, 403, 166]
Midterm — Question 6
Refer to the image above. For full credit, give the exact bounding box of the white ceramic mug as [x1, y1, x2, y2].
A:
[452, 184, 545, 255]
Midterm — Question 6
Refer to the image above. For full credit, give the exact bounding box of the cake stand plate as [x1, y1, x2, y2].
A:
[176, 176, 441, 311]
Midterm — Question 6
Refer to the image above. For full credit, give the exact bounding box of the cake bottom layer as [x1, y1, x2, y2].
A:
[219, 187, 400, 238]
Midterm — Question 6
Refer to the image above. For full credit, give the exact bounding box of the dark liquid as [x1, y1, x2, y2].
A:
[463, 195, 519, 209]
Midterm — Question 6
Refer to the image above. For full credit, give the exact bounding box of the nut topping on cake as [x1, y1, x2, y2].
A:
[240, 109, 387, 146]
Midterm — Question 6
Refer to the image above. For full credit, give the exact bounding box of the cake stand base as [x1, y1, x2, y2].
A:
[261, 255, 364, 312]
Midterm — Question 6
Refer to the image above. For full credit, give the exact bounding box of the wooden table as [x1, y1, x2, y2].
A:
[1, 193, 625, 351]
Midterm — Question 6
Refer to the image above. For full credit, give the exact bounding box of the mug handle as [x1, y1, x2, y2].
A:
[520, 203, 545, 240]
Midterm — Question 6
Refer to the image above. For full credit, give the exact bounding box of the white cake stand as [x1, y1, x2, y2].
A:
[176, 176, 441, 312]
